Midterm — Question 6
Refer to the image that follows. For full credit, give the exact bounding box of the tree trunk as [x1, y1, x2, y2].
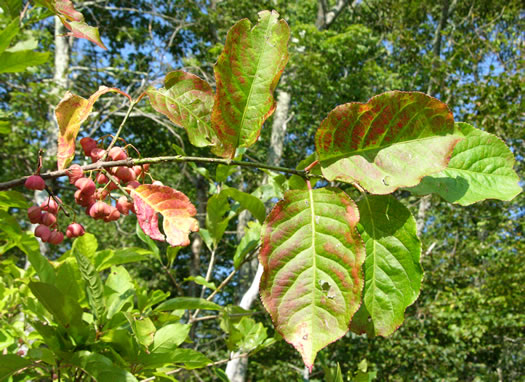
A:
[419, 0, 454, 238]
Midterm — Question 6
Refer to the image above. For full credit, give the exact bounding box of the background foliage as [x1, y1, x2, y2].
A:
[0, 0, 523, 380]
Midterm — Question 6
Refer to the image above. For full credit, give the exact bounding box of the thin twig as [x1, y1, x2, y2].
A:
[102, 99, 139, 161]
[0, 156, 320, 191]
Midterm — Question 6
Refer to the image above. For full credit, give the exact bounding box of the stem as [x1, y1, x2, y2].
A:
[102, 99, 139, 161]
[200, 248, 217, 298]
[100, 168, 133, 202]
[0, 156, 320, 191]
[190, 247, 217, 322]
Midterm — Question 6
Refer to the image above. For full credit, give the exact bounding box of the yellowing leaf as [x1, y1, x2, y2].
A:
[55, 86, 130, 169]
[132, 185, 199, 247]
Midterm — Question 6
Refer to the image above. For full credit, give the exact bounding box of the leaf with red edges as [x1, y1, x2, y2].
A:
[260, 187, 364, 370]
[55, 86, 130, 169]
[211, 10, 290, 158]
[315, 91, 463, 194]
[35, 0, 107, 49]
[146, 71, 217, 148]
[132, 185, 199, 247]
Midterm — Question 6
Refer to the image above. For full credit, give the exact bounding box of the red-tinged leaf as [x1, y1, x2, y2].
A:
[316, 91, 463, 194]
[211, 10, 290, 158]
[146, 71, 217, 148]
[55, 86, 131, 169]
[62, 20, 107, 50]
[34, 0, 107, 49]
[260, 187, 364, 370]
[132, 185, 199, 247]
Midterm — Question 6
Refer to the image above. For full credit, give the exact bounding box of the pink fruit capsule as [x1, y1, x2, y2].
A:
[95, 172, 109, 184]
[67, 164, 84, 184]
[95, 188, 109, 200]
[126, 181, 140, 191]
[89, 201, 110, 220]
[116, 196, 132, 215]
[35, 225, 51, 242]
[104, 206, 121, 222]
[27, 206, 42, 224]
[40, 197, 59, 214]
[80, 137, 98, 156]
[48, 230, 64, 245]
[66, 223, 85, 238]
[90, 148, 106, 162]
[24, 175, 45, 191]
[108, 147, 127, 161]
[115, 167, 136, 183]
[75, 177, 96, 196]
[41, 212, 57, 227]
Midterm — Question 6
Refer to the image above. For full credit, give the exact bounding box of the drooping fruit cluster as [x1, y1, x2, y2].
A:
[27, 196, 84, 245]
[24, 137, 150, 245]
[73, 137, 149, 223]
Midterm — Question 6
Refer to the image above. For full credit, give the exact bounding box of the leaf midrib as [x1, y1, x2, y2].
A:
[236, 17, 274, 148]
[308, 186, 316, 361]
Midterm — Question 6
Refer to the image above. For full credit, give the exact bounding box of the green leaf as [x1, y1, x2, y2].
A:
[221, 187, 266, 223]
[147, 70, 217, 147]
[211, 10, 290, 158]
[260, 187, 364, 370]
[227, 317, 268, 352]
[0, 211, 53, 283]
[0, 354, 32, 379]
[140, 348, 211, 369]
[357, 195, 422, 336]
[151, 323, 191, 353]
[0, 18, 19, 54]
[136, 222, 160, 258]
[233, 220, 261, 269]
[155, 297, 222, 312]
[93, 247, 152, 271]
[0, 190, 28, 210]
[72, 233, 98, 258]
[206, 193, 231, 246]
[28, 282, 89, 341]
[73, 244, 105, 324]
[0, 120, 10, 134]
[184, 276, 216, 290]
[19, 232, 56, 285]
[105, 267, 135, 319]
[216, 164, 236, 182]
[408, 122, 522, 205]
[324, 363, 344, 382]
[124, 313, 156, 348]
[0, 0, 22, 18]
[0, 50, 49, 73]
[70, 351, 137, 381]
[55, 259, 84, 306]
[316, 91, 462, 194]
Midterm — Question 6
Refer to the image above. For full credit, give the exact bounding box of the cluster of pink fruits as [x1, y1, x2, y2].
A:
[24, 137, 149, 245]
